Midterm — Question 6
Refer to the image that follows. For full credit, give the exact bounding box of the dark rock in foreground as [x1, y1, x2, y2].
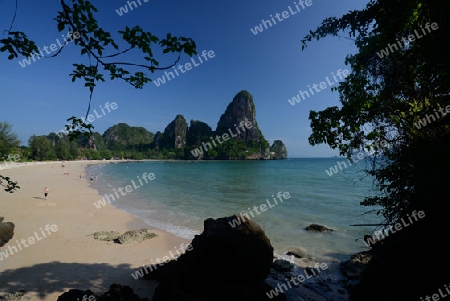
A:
[57, 289, 96, 301]
[284, 246, 307, 258]
[57, 284, 148, 301]
[146, 215, 281, 301]
[305, 224, 334, 232]
[340, 251, 372, 280]
[271, 259, 294, 272]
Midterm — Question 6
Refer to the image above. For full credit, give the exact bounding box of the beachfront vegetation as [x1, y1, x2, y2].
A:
[0, 122, 270, 161]
[302, 0, 449, 299]
[0, 122, 21, 192]
[0, 122, 20, 157]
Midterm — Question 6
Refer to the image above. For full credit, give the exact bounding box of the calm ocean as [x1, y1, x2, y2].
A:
[86, 158, 382, 263]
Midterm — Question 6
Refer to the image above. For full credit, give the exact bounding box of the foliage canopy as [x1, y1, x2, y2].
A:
[302, 0, 450, 224]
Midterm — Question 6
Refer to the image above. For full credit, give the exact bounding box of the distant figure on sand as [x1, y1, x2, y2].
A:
[44, 187, 49, 200]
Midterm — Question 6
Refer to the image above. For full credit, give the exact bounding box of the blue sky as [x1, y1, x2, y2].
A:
[0, 0, 368, 157]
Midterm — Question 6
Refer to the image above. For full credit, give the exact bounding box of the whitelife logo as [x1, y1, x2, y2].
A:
[250, 0, 313, 35]
[56, 101, 118, 138]
[115, 0, 149, 16]
[413, 104, 450, 129]
[190, 121, 253, 158]
[152, 50, 215, 87]
[228, 192, 291, 228]
[376, 22, 439, 58]
[363, 210, 425, 247]
[287, 69, 349, 106]
[18, 31, 80, 68]
[131, 242, 193, 280]
[93, 172, 155, 209]
[0, 224, 58, 261]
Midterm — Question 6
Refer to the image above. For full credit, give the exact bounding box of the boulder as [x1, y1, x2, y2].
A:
[305, 224, 334, 232]
[90, 231, 120, 242]
[284, 246, 307, 258]
[0, 220, 15, 248]
[57, 289, 96, 301]
[146, 215, 275, 301]
[117, 228, 157, 244]
[340, 251, 372, 279]
[272, 259, 293, 272]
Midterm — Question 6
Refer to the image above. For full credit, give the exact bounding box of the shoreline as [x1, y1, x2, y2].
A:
[0, 159, 356, 300]
[84, 159, 362, 261]
[0, 160, 191, 300]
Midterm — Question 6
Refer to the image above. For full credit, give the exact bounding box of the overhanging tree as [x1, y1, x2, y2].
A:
[1, 0, 197, 140]
[0, 1, 198, 250]
[301, 0, 449, 299]
[302, 0, 450, 224]
[0, 0, 198, 185]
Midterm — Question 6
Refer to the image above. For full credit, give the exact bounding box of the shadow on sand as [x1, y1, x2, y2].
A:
[0, 261, 157, 300]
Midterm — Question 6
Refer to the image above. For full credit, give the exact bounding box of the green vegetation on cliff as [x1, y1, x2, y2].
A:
[3, 91, 286, 161]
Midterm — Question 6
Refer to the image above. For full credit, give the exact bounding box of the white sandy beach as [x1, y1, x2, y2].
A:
[0, 160, 191, 300]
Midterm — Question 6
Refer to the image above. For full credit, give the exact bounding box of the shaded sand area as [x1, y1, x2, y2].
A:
[0, 161, 190, 300]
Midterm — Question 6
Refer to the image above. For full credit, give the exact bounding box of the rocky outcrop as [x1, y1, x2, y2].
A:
[0, 217, 14, 248]
[145, 215, 276, 300]
[271, 259, 294, 272]
[102, 123, 154, 148]
[161, 115, 188, 149]
[186, 120, 213, 147]
[57, 289, 96, 301]
[270, 140, 288, 159]
[305, 224, 334, 232]
[152, 131, 163, 150]
[90, 231, 120, 242]
[90, 90, 286, 160]
[0, 290, 27, 301]
[284, 246, 307, 258]
[216, 90, 264, 144]
[117, 228, 157, 244]
[89, 229, 156, 244]
[340, 250, 372, 280]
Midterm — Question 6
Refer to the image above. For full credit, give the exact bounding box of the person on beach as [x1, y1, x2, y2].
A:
[44, 187, 49, 200]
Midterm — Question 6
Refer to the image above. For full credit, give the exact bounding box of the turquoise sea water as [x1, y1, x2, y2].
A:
[86, 158, 383, 263]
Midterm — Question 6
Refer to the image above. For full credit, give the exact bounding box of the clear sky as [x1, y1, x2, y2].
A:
[0, 0, 368, 157]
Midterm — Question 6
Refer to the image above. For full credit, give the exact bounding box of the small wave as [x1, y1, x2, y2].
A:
[141, 217, 200, 240]
[109, 204, 200, 240]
